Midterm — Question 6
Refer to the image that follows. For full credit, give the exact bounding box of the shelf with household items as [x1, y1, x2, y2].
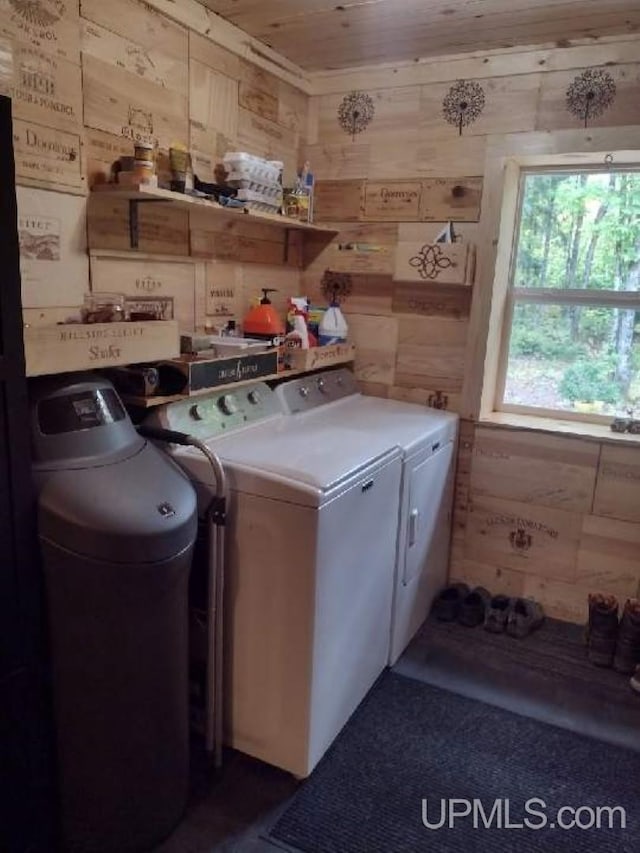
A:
[118, 343, 356, 409]
[91, 184, 338, 251]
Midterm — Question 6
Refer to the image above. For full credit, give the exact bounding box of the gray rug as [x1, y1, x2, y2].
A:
[268, 672, 640, 853]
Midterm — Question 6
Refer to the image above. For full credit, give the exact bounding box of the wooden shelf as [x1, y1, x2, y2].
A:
[91, 184, 338, 238]
[121, 352, 355, 409]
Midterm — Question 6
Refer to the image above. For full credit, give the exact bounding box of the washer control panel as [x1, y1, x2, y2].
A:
[147, 381, 282, 441]
[275, 368, 358, 414]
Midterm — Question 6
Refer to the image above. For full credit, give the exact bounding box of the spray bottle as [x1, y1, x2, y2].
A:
[319, 286, 348, 345]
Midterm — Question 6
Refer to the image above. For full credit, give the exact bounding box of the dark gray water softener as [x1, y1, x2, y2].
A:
[30, 374, 197, 852]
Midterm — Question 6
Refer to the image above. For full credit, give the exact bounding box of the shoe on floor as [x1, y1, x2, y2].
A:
[484, 595, 512, 633]
[586, 593, 619, 667]
[431, 583, 469, 622]
[614, 599, 640, 674]
[631, 666, 640, 695]
[506, 598, 545, 639]
[458, 587, 491, 627]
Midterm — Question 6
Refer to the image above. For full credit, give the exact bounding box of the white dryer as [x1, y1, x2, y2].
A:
[146, 384, 402, 777]
[275, 368, 458, 664]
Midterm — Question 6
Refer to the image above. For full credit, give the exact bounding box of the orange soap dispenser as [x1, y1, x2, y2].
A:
[242, 288, 285, 341]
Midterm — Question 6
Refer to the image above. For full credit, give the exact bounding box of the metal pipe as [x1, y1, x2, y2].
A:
[137, 425, 227, 767]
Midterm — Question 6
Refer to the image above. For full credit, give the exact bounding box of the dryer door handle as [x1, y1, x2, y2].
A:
[408, 508, 419, 547]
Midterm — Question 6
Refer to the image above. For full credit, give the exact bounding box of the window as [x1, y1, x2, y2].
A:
[495, 167, 640, 424]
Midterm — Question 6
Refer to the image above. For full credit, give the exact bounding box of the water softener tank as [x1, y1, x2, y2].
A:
[30, 374, 197, 852]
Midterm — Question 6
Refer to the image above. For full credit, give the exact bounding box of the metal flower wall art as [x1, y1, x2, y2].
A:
[409, 244, 454, 280]
[337, 91, 375, 140]
[442, 79, 485, 135]
[566, 68, 616, 128]
[321, 269, 352, 303]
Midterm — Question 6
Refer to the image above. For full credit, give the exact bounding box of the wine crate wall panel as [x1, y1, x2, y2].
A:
[17, 186, 88, 308]
[313, 177, 482, 223]
[13, 119, 83, 191]
[303, 35, 640, 624]
[87, 196, 190, 256]
[577, 515, 640, 599]
[90, 254, 197, 331]
[0, 0, 80, 63]
[466, 493, 583, 583]
[0, 40, 83, 134]
[82, 55, 189, 150]
[470, 428, 599, 513]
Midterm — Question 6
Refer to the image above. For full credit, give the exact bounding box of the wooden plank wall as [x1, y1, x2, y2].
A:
[305, 35, 640, 622]
[3, 0, 639, 624]
[2, 0, 311, 327]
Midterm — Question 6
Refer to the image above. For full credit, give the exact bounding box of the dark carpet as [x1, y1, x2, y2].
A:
[395, 616, 640, 753]
[268, 671, 640, 853]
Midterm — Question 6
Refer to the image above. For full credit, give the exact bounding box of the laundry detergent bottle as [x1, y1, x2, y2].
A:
[319, 293, 348, 345]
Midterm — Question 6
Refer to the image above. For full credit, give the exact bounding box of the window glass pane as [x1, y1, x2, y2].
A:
[504, 303, 639, 416]
[513, 171, 640, 291]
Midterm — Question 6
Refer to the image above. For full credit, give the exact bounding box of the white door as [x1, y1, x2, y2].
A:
[389, 442, 454, 664]
[309, 454, 402, 772]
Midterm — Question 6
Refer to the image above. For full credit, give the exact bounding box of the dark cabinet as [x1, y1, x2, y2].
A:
[0, 96, 54, 853]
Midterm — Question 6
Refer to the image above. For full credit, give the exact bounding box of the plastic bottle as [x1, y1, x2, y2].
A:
[286, 305, 310, 350]
[319, 297, 348, 345]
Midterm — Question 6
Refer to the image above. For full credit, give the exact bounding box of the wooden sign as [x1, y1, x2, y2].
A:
[594, 446, 640, 524]
[170, 350, 279, 393]
[238, 81, 278, 123]
[314, 180, 364, 222]
[205, 261, 243, 325]
[12, 118, 83, 191]
[24, 320, 179, 376]
[363, 181, 422, 221]
[82, 54, 188, 150]
[90, 255, 196, 331]
[391, 282, 472, 318]
[420, 178, 483, 222]
[466, 494, 581, 581]
[328, 243, 394, 275]
[312, 177, 483, 223]
[0, 41, 82, 134]
[470, 428, 598, 512]
[0, 0, 80, 63]
[284, 343, 355, 372]
[394, 242, 470, 284]
[17, 186, 88, 308]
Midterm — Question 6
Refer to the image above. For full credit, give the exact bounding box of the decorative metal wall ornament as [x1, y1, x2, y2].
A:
[321, 269, 352, 303]
[427, 391, 449, 410]
[409, 244, 454, 280]
[442, 79, 485, 135]
[337, 91, 375, 140]
[509, 527, 533, 553]
[566, 68, 616, 128]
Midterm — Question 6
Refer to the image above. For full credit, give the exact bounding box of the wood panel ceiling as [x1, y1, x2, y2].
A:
[199, 0, 640, 70]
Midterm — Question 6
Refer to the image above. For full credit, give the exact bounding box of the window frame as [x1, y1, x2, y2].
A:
[489, 156, 640, 426]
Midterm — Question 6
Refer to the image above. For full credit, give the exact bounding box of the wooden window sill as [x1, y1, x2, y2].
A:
[480, 411, 640, 446]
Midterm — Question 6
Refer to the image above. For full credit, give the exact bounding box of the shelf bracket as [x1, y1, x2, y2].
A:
[128, 198, 172, 250]
[284, 228, 291, 264]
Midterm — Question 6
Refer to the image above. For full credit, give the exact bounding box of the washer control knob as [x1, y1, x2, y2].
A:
[299, 386, 310, 399]
[247, 390, 261, 405]
[218, 394, 238, 415]
[189, 404, 203, 421]
[317, 378, 327, 394]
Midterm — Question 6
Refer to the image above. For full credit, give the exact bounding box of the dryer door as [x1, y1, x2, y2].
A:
[403, 442, 454, 588]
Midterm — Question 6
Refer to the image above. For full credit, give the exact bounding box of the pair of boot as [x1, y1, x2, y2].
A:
[587, 594, 640, 674]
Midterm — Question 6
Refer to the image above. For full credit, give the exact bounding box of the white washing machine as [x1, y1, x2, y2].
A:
[146, 383, 402, 777]
[275, 368, 458, 664]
